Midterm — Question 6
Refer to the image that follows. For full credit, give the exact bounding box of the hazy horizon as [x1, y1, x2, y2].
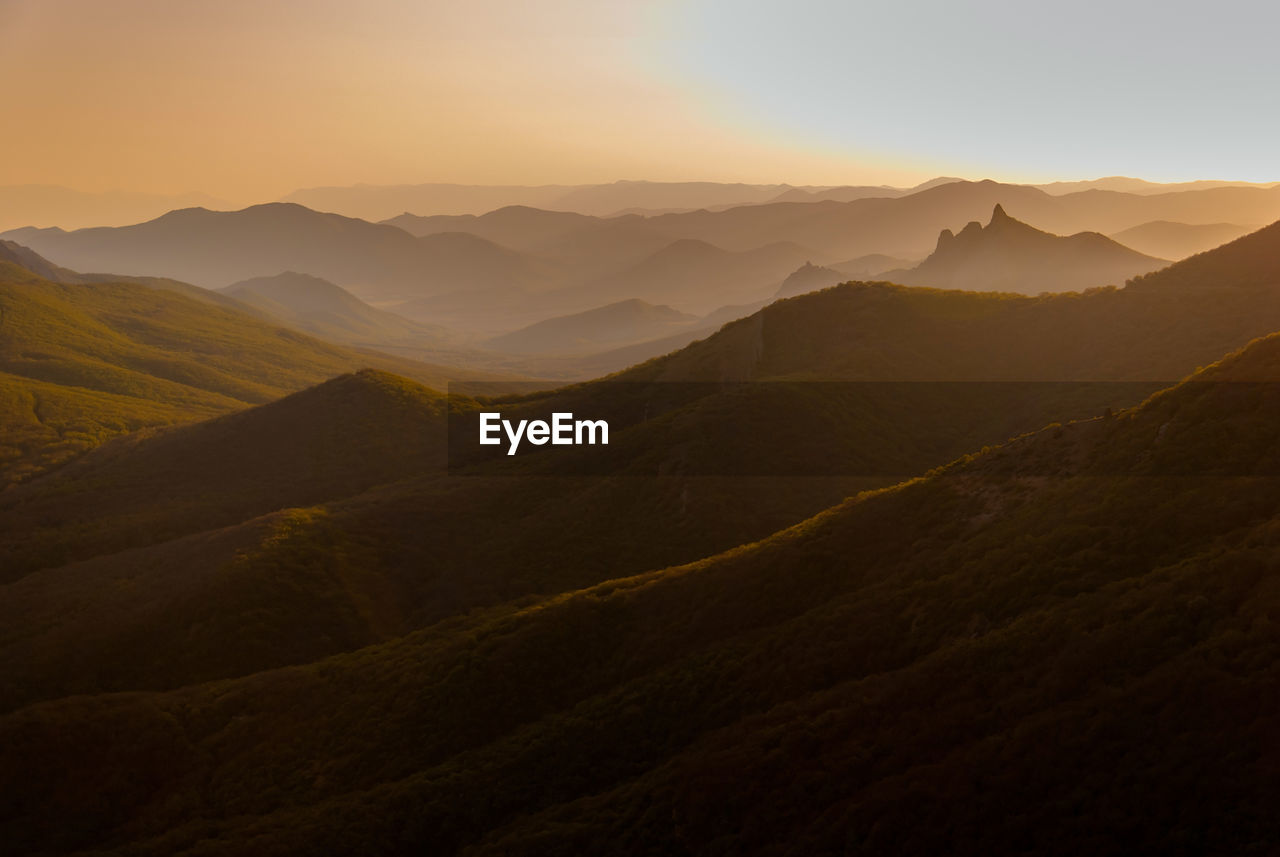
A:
[4, 0, 1278, 202]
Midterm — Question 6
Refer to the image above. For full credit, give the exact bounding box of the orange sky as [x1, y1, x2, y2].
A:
[4, 0, 1274, 202]
[0, 0, 936, 203]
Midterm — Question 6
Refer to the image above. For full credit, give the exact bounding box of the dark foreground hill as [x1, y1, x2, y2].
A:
[5, 326, 1280, 856]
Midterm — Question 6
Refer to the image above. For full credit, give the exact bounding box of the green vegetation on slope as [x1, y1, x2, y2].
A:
[0, 260, 490, 485]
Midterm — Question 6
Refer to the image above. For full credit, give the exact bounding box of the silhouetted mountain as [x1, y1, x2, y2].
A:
[538, 180, 800, 216]
[566, 238, 817, 313]
[766, 185, 906, 203]
[618, 180, 1280, 261]
[773, 261, 847, 299]
[1035, 175, 1278, 195]
[2, 203, 550, 300]
[284, 181, 813, 221]
[222, 271, 456, 347]
[882, 204, 1167, 293]
[1109, 220, 1255, 260]
[828, 252, 916, 278]
[0, 185, 227, 232]
[382, 205, 598, 250]
[484, 298, 699, 355]
[647, 219, 1280, 382]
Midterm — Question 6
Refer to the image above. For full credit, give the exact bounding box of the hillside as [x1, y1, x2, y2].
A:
[484, 298, 699, 355]
[222, 271, 457, 347]
[1109, 220, 1255, 260]
[883, 205, 1167, 294]
[6, 329, 1280, 855]
[0, 260, 487, 485]
[773, 261, 847, 298]
[565, 238, 817, 313]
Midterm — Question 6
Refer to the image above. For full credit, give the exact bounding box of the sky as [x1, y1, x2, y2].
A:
[1, 0, 1277, 202]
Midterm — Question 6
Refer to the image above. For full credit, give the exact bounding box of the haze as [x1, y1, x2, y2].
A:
[3, 0, 1277, 203]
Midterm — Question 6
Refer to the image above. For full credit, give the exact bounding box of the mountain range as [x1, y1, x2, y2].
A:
[6, 182, 1280, 855]
[6, 225, 1280, 851]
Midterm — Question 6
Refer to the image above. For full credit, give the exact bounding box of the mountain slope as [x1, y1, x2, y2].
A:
[222, 271, 456, 347]
[7, 331, 1280, 856]
[644, 219, 1280, 383]
[0, 260, 485, 485]
[566, 238, 818, 313]
[884, 204, 1167, 293]
[773, 262, 847, 299]
[1109, 220, 1256, 260]
[484, 298, 699, 355]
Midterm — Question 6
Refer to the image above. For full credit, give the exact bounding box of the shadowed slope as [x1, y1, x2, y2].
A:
[6, 332, 1280, 856]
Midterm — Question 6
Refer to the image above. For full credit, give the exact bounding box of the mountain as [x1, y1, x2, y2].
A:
[773, 262, 847, 299]
[0, 239, 72, 281]
[1, 203, 550, 300]
[484, 298, 699, 355]
[882, 204, 1167, 294]
[766, 185, 906, 203]
[8, 223, 1280, 855]
[828, 252, 916, 278]
[10, 220, 1280, 698]
[0, 185, 228, 232]
[610, 180, 1280, 260]
[222, 271, 456, 347]
[1109, 220, 1256, 260]
[281, 183, 586, 221]
[0, 258, 489, 486]
[381, 205, 597, 250]
[566, 238, 818, 313]
[527, 180, 800, 216]
[7, 329, 1280, 855]
[284, 181, 813, 221]
[1034, 175, 1279, 195]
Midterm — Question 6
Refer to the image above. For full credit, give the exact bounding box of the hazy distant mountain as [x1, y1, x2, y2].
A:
[1034, 176, 1279, 195]
[382, 205, 598, 250]
[222, 272, 457, 347]
[828, 253, 917, 278]
[609, 180, 1280, 260]
[2, 203, 550, 300]
[281, 183, 585, 221]
[766, 185, 905, 203]
[284, 180, 815, 221]
[882, 204, 1167, 294]
[562, 238, 817, 314]
[773, 262, 847, 299]
[0, 185, 228, 232]
[1108, 220, 1256, 260]
[484, 298, 699, 355]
